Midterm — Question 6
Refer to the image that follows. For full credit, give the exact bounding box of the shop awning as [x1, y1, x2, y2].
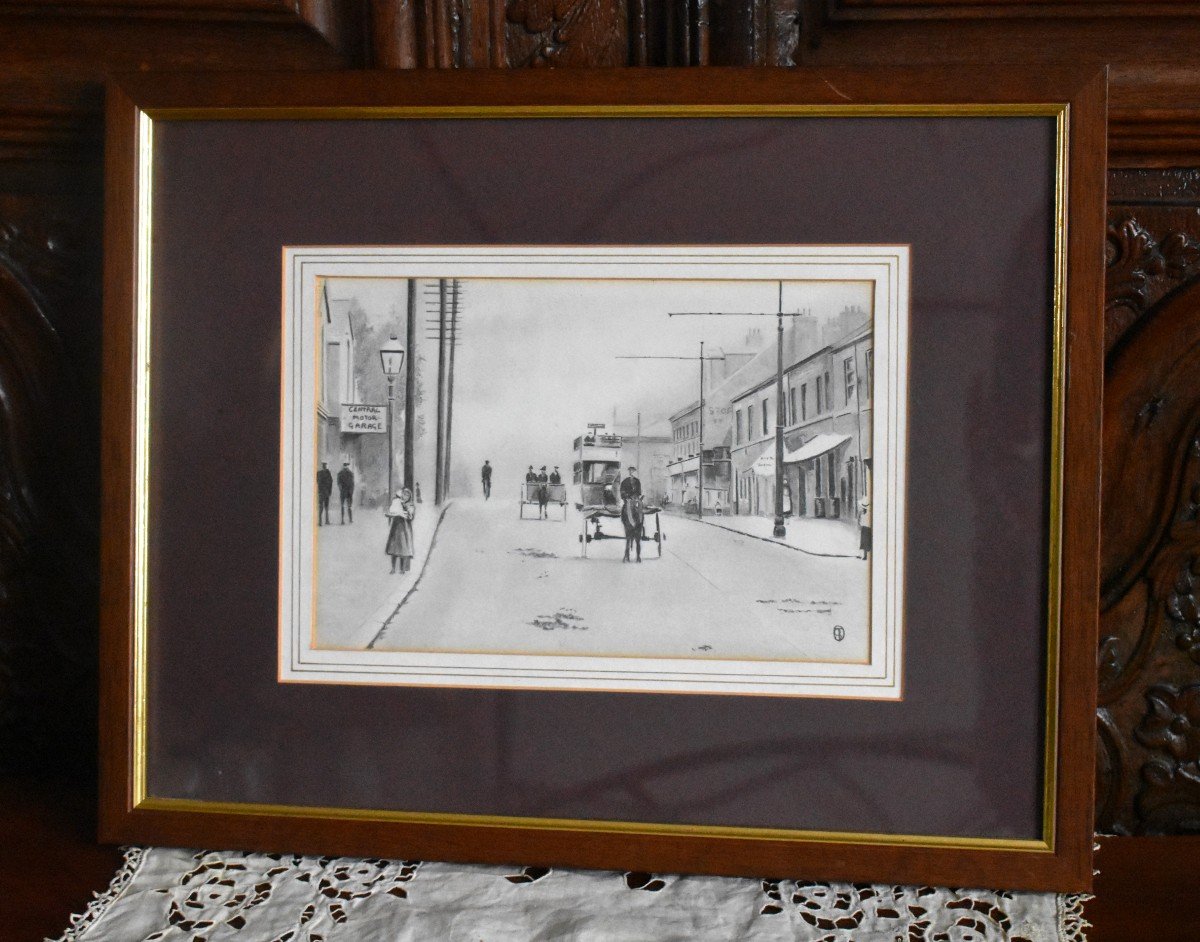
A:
[784, 433, 851, 464]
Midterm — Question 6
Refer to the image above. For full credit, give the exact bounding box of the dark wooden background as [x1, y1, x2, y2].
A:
[3, 2, 1199, 938]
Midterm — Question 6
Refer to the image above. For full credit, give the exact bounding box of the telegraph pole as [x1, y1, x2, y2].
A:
[403, 279, 417, 491]
[773, 283, 786, 537]
[434, 279, 447, 505]
[698, 341, 705, 519]
[444, 279, 460, 500]
[635, 411, 642, 486]
[423, 278, 463, 504]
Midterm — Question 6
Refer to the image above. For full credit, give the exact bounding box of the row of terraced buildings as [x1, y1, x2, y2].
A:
[665, 307, 873, 524]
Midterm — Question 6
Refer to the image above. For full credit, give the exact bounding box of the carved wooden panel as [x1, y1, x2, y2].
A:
[363, 0, 801, 68]
[0, 1, 358, 774]
[0, 184, 103, 773]
[1098, 169, 1200, 834]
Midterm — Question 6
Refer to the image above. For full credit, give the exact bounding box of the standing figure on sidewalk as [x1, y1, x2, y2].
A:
[536, 466, 550, 519]
[385, 488, 416, 574]
[337, 462, 354, 524]
[316, 462, 333, 526]
[481, 460, 492, 500]
[858, 496, 872, 560]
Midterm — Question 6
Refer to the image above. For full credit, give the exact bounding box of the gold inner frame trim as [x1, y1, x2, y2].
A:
[1040, 105, 1070, 852]
[131, 108, 154, 812]
[130, 100, 1070, 856]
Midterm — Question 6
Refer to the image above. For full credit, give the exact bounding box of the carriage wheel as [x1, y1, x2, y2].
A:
[656, 514, 663, 557]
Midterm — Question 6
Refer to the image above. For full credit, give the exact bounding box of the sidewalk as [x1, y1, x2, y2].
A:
[680, 510, 861, 558]
[315, 499, 449, 649]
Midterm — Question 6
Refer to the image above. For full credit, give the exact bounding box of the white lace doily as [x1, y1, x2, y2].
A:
[55, 847, 1090, 942]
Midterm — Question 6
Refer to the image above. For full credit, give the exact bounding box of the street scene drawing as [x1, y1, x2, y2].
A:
[280, 247, 908, 697]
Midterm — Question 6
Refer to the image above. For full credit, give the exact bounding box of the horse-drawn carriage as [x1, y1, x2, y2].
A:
[572, 431, 664, 560]
[518, 480, 568, 520]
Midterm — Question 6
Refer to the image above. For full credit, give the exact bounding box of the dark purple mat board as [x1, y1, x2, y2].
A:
[146, 115, 1055, 840]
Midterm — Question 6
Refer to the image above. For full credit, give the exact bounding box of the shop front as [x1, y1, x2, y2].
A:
[783, 433, 851, 519]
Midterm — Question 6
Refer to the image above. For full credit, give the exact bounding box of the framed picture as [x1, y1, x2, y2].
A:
[100, 67, 1105, 892]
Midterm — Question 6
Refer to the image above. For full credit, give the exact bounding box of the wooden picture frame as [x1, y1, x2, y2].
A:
[100, 67, 1105, 892]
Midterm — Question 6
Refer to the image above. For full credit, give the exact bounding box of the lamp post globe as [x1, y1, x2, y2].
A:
[379, 335, 406, 498]
[379, 335, 406, 377]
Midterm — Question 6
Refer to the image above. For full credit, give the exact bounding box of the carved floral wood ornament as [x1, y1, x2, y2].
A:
[0, 197, 101, 772]
[1098, 192, 1200, 834]
[0, 1, 1198, 847]
[506, 0, 629, 67]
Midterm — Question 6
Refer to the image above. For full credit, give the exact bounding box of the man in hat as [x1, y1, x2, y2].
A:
[337, 461, 355, 524]
[525, 465, 537, 483]
[316, 461, 333, 526]
[619, 466, 642, 501]
[536, 465, 550, 518]
[549, 466, 562, 485]
[619, 467, 644, 563]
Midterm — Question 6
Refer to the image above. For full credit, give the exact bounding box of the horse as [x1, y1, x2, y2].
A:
[621, 496, 644, 563]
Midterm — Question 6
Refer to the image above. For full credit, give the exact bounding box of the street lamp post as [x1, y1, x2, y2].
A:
[379, 334, 406, 498]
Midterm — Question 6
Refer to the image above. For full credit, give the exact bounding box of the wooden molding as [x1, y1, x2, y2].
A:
[0, 1, 365, 54]
[830, 0, 1200, 20]
[1111, 109, 1200, 169]
[1, 0, 326, 24]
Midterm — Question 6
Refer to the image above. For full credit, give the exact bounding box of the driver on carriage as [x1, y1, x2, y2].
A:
[580, 463, 662, 561]
[620, 467, 641, 501]
[536, 466, 550, 519]
[619, 467, 644, 563]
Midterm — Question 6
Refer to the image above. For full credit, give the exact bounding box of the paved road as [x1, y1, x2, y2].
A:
[372, 498, 868, 663]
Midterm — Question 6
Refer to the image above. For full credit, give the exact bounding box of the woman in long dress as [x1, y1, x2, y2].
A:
[858, 496, 872, 560]
[385, 487, 415, 573]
